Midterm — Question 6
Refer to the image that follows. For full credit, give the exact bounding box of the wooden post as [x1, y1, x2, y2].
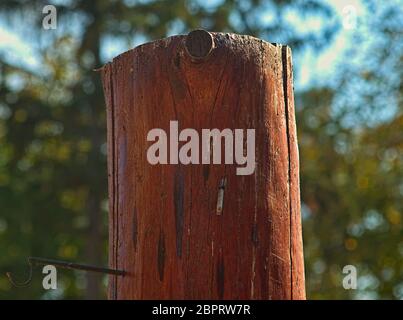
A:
[101, 30, 305, 299]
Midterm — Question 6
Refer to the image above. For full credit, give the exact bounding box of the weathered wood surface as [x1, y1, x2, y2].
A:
[101, 31, 305, 299]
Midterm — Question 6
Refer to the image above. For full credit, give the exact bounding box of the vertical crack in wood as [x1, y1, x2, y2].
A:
[132, 207, 138, 250]
[174, 167, 185, 257]
[115, 105, 127, 299]
[203, 165, 210, 183]
[251, 223, 258, 246]
[157, 230, 166, 282]
[282, 45, 293, 299]
[103, 62, 119, 300]
[251, 40, 265, 299]
[113, 63, 120, 300]
[208, 52, 229, 126]
[217, 250, 225, 299]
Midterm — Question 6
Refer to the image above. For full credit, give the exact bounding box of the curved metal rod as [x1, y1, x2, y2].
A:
[6, 257, 34, 288]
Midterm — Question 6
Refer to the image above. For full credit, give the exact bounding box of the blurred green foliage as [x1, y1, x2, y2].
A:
[0, 0, 401, 299]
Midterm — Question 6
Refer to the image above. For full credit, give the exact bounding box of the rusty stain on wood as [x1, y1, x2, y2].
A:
[101, 30, 305, 299]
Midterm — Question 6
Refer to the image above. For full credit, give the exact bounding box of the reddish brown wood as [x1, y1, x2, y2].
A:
[101, 31, 305, 300]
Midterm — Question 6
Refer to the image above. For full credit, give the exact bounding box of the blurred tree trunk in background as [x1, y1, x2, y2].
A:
[80, 1, 103, 299]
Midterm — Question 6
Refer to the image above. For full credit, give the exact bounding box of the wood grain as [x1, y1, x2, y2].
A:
[101, 32, 305, 299]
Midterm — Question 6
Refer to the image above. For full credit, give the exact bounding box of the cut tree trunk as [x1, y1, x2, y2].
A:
[101, 30, 305, 299]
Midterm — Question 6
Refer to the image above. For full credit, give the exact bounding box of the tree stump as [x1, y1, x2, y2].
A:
[101, 30, 305, 299]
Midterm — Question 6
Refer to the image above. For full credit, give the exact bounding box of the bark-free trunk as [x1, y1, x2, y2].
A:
[101, 31, 305, 299]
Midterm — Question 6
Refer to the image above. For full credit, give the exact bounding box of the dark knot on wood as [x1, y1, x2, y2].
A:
[185, 29, 214, 60]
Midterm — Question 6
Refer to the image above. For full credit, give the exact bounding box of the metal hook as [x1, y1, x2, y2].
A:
[216, 177, 227, 215]
[6, 256, 126, 287]
[6, 257, 34, 287]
